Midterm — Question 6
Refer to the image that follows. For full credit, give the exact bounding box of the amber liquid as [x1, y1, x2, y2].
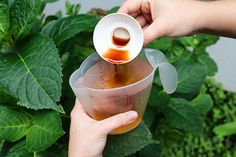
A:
[102, 48, 130, 64]
[102, 35, 130, 64]
[93, 110, 143, 134]
[112, 36, 130, 47]
[81, 59, 153, 134]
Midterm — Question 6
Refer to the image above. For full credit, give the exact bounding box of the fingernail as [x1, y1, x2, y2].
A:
[128, 111, 138, 122]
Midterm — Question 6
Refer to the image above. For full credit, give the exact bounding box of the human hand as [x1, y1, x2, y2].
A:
[68, 99, 138, 157]
[118, 0, 203, 45]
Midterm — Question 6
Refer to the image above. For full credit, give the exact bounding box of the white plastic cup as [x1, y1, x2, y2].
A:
[93, 13, 144, 64]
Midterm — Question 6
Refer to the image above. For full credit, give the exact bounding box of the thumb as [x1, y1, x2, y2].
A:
[98, 111, 138, 134]
[143, 21, 165, 45]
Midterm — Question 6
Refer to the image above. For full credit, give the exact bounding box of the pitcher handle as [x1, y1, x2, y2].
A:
[145, 48, 178, 94]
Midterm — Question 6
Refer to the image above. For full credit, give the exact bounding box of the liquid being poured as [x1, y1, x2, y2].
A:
[102, 27, 131, 64]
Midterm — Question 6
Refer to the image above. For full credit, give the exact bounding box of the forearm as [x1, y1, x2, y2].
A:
[196, 0, 236, 38]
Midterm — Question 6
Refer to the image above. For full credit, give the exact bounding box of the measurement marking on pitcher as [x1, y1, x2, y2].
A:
[98, 62, 106, 88]
[126, 95, 134, 111]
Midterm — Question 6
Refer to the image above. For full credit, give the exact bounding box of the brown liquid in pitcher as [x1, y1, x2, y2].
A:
[82, 59, 153, 134]
[93, 110, 143, 134]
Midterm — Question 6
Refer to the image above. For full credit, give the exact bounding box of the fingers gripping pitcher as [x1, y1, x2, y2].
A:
[69, 13, 178, 134]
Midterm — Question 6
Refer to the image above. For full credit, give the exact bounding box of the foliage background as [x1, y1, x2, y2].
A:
[0, 1, 235, 157]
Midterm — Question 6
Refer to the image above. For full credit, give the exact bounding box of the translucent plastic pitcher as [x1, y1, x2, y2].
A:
[69, 49, 178, 134]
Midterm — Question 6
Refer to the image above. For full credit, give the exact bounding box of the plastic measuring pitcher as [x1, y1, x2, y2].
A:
[69, 49, 178, 134]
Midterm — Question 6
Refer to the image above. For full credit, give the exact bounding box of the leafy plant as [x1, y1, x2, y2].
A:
[163, 79, 236, 157]
[0, 1, 228, 157]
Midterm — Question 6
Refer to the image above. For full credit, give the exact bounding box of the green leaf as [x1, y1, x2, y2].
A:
[214, 121, 236, 137]
[178, 36, 198, 47]
[104, 121, 153, 157]
[37, 143, 68, 157]
[197, 53, 218, 76]
[0, 35, 63, 112]
[42, 0, 58, 3]
[143, 106, 156, 128]
[147, 38, 173, 50]
[65, 0, 73, 15]
[26, 110, 64, 152]
[139, 144, 162, 157]
[74, 3, 81, 14]
[191, 93, 213, 115]
[0, 85, 16, 105]
[148, 84, 170, 109]
[146, 38, 186, 63]
[175, 60, 207, 95]
[42, 14, 100, 45]
[194, 34, 219, 50]
[108, 7, 119, 14]
[0, 2, 9, 39]
[178, 34, 219, 50]
[6, 141, 33, 157]
[163, 98, 203, 134]
[10, 0, 41, 39]
[6, 140, 67, 157]
[0, 106, 30, 142]
[159, 129, 184, 148]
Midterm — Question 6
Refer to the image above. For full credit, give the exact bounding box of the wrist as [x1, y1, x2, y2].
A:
[188, 1, 213, 34]
[193, 1, 218, 34]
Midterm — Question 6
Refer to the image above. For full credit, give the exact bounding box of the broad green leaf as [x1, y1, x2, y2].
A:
[6, 141, 33, 157]
[197, 53, 218, 76]
[0, 2, 9, 39]
[159, 129, 184, 148]
[0, 106, 30, 142]
[214, 121, 236, 137]
[175, 60, 207, 95]
[139, 144, 162, 157]
[36, 143, 68, 157]
[10, 0, 41, 39]
[164, 45, 186, 63]
[146, 38, 186, 63]
[104, 121, 153, 157]
[178, 34, 219, 50]
[143, 106, 156, 128]
[6, 140, 67, 157]
[191, 93, 213, 115]
[148, 84, 170, 109]
[147, 38, 173, 50]
[194, 34, 219, 50]
[26, 110, 64, 152]
[42, 14, 100, 45]
[42, 0, 58, 3]
[178, 36, 199, 48]
[0, 35, 63, 112]
[163, 98, 203, 134]
[0, 85, 16, 104]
